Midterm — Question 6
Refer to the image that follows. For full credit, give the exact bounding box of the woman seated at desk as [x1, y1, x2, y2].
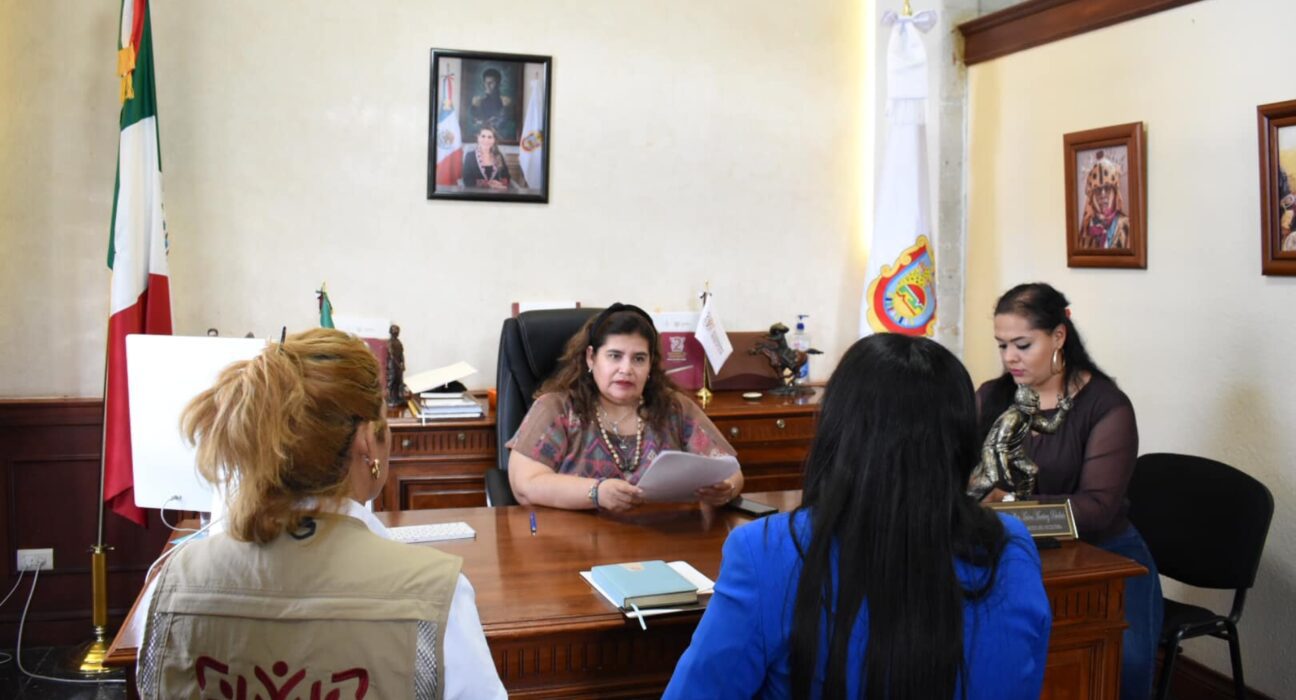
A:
[508, 303, 743, 512]
[980, 282, 1161, 700]
[138, 329, 505, 699]
[462, 125, 511, 191]
[665, 334, 1051, 699]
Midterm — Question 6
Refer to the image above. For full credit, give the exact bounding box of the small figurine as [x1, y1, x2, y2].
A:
[386, 324, 406, 407]
[967, 385, 1073, 501]
[750, 323, 822, 395]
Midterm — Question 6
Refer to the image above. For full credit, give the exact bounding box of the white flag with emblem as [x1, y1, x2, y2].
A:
[860, 10, 938, 338]
[519, 78, 545, 190]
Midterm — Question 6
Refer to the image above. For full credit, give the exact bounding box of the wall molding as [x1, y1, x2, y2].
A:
[958, 0, 1205, 65]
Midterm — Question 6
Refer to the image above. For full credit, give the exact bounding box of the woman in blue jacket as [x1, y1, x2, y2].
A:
[665, 333, 1051, 699]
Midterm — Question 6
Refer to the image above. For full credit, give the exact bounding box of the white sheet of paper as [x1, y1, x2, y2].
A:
[635, 451, 740, 502]
[580, 560, 715, 617]
[404, 361, 477, 393]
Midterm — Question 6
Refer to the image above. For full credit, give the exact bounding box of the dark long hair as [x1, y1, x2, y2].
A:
[978, 282, 1111, 441]
[790, 334, 1007, 700]
[538, 305, 679, 432]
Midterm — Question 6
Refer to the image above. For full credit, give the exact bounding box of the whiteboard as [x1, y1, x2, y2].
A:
[125, 335, 266, 511]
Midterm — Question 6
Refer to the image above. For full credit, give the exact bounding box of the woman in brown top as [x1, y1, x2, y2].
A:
[978, 282, 1162, 700]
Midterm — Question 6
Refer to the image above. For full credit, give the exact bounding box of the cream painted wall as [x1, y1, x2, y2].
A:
[967, 0, 1296, 693]
[0, 0, 868, 397]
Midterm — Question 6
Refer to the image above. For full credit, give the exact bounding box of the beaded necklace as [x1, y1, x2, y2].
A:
[597, 404, 644, 473]
[475, 148, 498, 182]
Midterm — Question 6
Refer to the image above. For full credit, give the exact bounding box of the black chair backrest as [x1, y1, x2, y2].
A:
[1127, 453, 1274, 590]
[495, 308, 600, 471]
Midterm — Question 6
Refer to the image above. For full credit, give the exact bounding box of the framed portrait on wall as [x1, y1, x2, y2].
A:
[1257, 99, 1296, 276]
[428, 49, 551, 203]
[1063, 122, 1146, 269]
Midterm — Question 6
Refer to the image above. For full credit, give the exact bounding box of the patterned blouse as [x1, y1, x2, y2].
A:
[506, 391, 736, 484]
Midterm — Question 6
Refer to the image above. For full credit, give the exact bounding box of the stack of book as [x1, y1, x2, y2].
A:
[418, 391, 485, 420]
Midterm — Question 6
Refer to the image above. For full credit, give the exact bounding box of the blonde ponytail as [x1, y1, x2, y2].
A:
[181, 329, 387, 543]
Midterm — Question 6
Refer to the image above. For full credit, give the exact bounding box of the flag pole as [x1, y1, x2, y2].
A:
[66, 330, 116, 675]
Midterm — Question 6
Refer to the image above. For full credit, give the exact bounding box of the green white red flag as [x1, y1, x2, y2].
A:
[104, 0, 172, 526]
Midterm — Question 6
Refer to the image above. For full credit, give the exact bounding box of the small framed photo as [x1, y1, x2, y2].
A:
[1063, 122, 1147, 269]
[428, 49, 551, 203]
[1257, 99, 1296, 276]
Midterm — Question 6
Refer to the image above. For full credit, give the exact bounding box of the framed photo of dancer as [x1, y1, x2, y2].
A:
[1063, 122, 1147, 269]
[427, 49, 552, 203]
[1257, 99, 1296, 275]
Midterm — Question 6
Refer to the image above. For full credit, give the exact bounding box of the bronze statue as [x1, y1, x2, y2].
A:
[968, 385, 1072, 501]
[386, 324, 406, 407]
[750, 323, 822, 395]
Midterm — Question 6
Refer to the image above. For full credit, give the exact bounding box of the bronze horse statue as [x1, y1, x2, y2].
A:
[749, 323, 821, 394]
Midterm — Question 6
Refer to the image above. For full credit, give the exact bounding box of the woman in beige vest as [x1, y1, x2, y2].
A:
[139, 329, 504, 700]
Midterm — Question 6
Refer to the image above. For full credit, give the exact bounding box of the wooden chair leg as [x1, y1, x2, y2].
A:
[1226, 620, 1246, 700]
[1155, 634, 1182, 700]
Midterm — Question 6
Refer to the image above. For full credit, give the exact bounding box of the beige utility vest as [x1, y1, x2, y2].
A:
[138, 514, 461, 700]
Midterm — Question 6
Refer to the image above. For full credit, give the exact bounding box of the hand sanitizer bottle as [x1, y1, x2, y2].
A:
[791, 315, 811, 385]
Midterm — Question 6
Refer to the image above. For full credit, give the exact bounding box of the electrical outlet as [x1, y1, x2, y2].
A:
[16, 548, 53, 571]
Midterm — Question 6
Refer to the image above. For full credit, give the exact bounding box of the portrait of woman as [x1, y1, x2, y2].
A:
[1076, 147, 1131, 250]
[507, 303, 742, 512]
[462, 126, 511, 191]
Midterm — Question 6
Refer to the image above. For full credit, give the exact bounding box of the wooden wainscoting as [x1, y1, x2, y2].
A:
[1158, 653, 1275, 700]
[0, 399, 175, 647]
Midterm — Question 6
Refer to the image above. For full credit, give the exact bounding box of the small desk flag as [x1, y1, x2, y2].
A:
[860, 10, 939, 338]
[104, 0, 173, 526]
[317, 284, 335, 328]
[694, 295, 733, 371]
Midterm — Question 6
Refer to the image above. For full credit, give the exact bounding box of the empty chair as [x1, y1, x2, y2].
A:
[1126, 453, 1274, 700]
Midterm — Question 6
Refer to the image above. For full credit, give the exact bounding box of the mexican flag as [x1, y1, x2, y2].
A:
[435, 72, 464, 186]
[104, 0, 172, 526]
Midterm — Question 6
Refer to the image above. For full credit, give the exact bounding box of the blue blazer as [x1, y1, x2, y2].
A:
[664, 511, 1051, 699]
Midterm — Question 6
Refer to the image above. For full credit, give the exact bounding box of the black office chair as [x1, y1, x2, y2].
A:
[1127, 453, 1274, 700]
[486, 307, 600, 506]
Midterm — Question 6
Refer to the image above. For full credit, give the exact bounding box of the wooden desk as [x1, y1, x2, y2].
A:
[106, 490, 1142, 699]
[383, 389, 822, 511]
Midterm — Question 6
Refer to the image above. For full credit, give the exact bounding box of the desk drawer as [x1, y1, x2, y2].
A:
[712, 415, 815, 446]
[392, 426, 495, 457]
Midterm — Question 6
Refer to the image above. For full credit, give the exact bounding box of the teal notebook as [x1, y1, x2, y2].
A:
[590, 560, 699, 609]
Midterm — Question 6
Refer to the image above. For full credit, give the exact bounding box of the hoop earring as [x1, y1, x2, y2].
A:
[1051, 348, 1065, 375]
[369, 458, 381, 480]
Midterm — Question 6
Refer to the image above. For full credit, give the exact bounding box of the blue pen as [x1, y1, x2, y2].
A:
[529, 511, 537, 536]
